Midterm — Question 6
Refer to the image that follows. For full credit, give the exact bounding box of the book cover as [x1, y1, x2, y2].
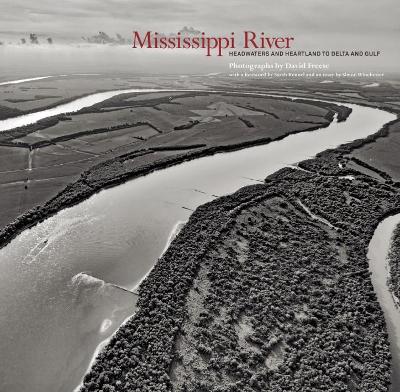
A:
[0, 1, 399, 391]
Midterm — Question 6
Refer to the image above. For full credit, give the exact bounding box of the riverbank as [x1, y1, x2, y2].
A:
[387, 224, 400, 306]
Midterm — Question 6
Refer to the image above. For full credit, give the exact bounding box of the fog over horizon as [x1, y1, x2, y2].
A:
[0, 0, 398, 77]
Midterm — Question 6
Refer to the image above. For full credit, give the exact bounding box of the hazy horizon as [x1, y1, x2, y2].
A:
[0, 0, 398, 76]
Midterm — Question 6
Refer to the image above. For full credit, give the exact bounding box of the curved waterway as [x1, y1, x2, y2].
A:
[0, 88, 162, 132]
[369, 214, 400, 390]
[0, 88, 396, 392]
[0, 76, 54, 86]
[0, 74, 101, 87]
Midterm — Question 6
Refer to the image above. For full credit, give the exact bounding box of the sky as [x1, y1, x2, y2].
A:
[0, 0, 398, 75]
[0, 0, 398, 38]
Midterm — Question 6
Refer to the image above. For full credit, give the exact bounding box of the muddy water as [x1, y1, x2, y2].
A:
[0, 91, 395, 392]
[369, 214, 400, 390]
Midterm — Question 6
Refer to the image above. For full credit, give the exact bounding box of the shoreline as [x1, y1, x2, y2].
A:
[73, 219, 187, 391]
[387, 224, 400, 307]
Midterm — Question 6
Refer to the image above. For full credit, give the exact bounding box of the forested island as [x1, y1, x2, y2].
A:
[79, 97, 400, 390]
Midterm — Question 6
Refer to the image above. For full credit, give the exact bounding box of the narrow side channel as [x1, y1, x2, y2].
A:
[368, 214, 400, 390]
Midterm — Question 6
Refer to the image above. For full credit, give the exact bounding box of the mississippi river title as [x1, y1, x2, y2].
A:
[132, 31, 295, 57]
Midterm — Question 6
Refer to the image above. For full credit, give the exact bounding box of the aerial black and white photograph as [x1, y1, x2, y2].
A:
[0, 1, 400, 391]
